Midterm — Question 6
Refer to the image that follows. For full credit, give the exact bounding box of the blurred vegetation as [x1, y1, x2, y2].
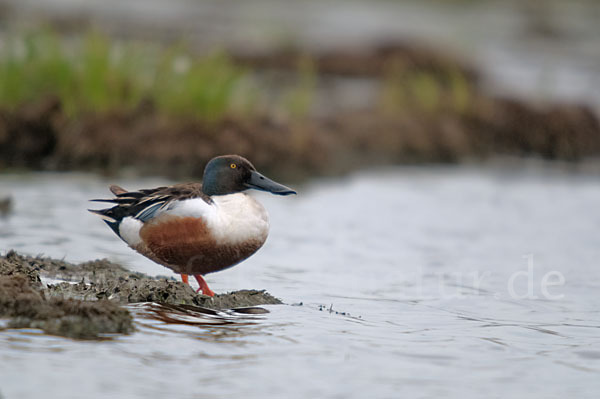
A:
[283, 55, 317, 119]
[0, 30, 248, 121]
[1, 27, 597, 177]
[380, 65, 473, 115]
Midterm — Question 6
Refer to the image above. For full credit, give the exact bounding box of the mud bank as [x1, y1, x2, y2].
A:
[0, 251, 282, 339]
[2, 94, 598, 180]
[0, 44, 599, 179]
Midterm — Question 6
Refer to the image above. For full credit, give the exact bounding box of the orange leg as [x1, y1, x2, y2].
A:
[181, 274, 189, 284]
[193, 275, 215, 297]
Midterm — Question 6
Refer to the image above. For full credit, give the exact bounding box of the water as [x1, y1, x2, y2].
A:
[1, 166, 600, 398]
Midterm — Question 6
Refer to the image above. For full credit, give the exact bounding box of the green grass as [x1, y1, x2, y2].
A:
[379, 65, 474, 115]
[0, 30, 248, 121]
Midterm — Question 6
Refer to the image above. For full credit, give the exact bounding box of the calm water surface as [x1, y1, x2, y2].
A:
[1, 166, 600, 398]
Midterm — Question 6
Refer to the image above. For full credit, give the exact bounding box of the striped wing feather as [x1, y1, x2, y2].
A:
[89, 183, 211, 233]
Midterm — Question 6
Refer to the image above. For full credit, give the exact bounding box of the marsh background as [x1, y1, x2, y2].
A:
[1, 0, 600, 398]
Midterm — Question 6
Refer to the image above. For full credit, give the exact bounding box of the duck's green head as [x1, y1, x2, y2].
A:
[202, 155, 296, 196]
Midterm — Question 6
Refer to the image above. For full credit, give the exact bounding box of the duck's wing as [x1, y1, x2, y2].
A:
[109, 185, 128, 196]
[89, 183, 212, 237]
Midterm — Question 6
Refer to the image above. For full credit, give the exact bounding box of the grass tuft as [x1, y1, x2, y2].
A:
[379, 65, 475, 115]
[0, 30, 248, 121]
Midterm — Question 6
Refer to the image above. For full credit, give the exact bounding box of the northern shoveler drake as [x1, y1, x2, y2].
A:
[89, 155, 296, 296]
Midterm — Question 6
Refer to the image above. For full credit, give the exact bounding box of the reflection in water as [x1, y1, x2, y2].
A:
[131, 302, 268, 328]
[1, 168, 600, 398]
[129, 302, 272, 345]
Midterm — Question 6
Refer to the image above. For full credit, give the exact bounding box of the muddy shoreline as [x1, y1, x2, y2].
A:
[0, 251, 282, 339]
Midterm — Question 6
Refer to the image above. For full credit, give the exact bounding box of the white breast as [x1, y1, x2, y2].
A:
[165, 193, 269, 245]
[208, 193, 270, 245]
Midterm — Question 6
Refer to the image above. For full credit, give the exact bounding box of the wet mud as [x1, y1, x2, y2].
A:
[0, 273, 133, 340]
[0, 251, 282, 339]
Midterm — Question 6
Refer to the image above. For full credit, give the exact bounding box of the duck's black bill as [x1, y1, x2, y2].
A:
[247, 171, 296, 195]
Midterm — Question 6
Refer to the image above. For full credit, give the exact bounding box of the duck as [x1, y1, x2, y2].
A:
[89, 155, 296, 296]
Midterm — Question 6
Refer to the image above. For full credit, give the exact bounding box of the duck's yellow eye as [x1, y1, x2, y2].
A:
[230, 163, 237, 169]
